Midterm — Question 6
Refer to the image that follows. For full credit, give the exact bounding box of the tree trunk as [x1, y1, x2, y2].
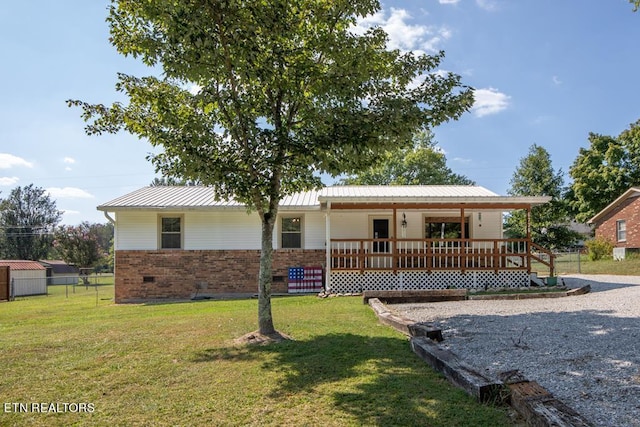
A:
[258, 214, 277, 335]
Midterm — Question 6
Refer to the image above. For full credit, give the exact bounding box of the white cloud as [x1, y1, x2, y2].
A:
[552, 75, 562, 85]
[187, 84, 202, 95]
[0, 153, 33, 169]
[46, 187, 94, 199]
[439, 0, 461, 4]
[472, 87, 511, 117]
[476, 0, 499, 11]
[0, 176, 19, 186]
[354, 8, 450, 53]
[452, 157, 472, 163]
[63, 157, 76, 164]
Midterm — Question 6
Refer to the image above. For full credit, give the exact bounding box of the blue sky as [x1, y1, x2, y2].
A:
[1, 1, 639, 225]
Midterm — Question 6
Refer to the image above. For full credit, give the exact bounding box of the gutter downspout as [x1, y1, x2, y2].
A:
[103, 211, 117, 286]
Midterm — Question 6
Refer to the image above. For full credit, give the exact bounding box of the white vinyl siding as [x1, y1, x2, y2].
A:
[303, 212, 326, 249]
[115, 212, 159, 250]
[470, 211, 503, 239]
[114, 208, 505, 251]
[185, 211, 262, 250]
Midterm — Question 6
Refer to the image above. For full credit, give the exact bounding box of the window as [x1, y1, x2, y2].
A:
[617, 220, 627, 242]
[281, 217, 302, 249]
[425, 217, 469, 239]
[160, 217, 182, 249]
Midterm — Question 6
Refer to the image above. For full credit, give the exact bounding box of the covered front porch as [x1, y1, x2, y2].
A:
[318, 187, 553, 294]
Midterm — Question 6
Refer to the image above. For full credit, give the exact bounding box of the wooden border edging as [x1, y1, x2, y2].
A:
[411, 336, 505, 403]
[368, 298, 443, 341]
[499, 371, 593, 426]
[363, 289, 467, 304]
[467, 285, 591, 301]
[367, 296, 595, 426]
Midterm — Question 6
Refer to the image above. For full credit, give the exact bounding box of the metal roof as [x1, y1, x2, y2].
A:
[0, 260, 46, 271]
[97, 185, 549, 211]
[318, 185, 499, 199]
[98, 186, 324, 210]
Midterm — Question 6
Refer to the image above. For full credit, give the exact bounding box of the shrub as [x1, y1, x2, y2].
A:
[585, 237, 614, 261]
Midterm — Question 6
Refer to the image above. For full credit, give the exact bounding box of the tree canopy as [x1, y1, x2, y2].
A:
[0, 184, 62, 260]
[54, 222, 103, 283]
[505, 144, 580, 249]
[69, 0, 473, 334]
[340, 130, 474, 185]
[569, 120, 640, 223]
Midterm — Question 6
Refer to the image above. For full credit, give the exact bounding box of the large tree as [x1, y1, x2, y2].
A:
[505, 144, 579, 249]
[569, 120, 640, 223]
[0, 184, 62, 260]
[54, 222, 103, 284]
[340, 130, 474, 185]
[69, 0, 473, 336]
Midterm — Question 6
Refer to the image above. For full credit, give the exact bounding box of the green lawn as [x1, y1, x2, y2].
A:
[0, 283, 514, 426]
[533, 252, 640, 276]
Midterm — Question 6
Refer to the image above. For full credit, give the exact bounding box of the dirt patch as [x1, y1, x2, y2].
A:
[234, 330, 293, 346]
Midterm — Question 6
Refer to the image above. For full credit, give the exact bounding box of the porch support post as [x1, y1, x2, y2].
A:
[393, 207, 397, 273]
[460, 207, 466, 271]
[325, 202, 331, 292]
[526, 206, 532, 274]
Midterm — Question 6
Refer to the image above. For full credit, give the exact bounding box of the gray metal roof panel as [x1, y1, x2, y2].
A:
[98, 185, 549, 211]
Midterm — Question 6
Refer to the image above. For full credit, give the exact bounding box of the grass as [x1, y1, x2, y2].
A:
[533, 252, 640, 276]
[0, 283, 515, 426]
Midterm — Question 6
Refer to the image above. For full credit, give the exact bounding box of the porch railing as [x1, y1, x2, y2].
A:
[330, 238, 554, 275]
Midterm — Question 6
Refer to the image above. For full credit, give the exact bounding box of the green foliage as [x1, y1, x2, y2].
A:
[340, 130, 475, 185]
[504, 145, 579, 249]
[0, 184, 62, 260]
[68, 0, 472, 334]
[54, 222, 104, 274]
[585, 237, 614, 261]
[569, 120, 640, 223]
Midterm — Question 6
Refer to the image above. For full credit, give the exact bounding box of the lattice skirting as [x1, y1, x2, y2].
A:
[327, 270, 529, 294]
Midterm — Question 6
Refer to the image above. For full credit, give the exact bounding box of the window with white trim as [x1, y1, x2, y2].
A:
[281, 216, 302, 249]
[616, 220, 626, 242]
[160, 216, 182, 249]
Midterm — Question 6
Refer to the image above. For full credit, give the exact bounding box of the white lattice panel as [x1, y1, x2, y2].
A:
[328, 270, 529, 293]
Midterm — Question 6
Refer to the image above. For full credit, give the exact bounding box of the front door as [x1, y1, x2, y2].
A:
[372, 219, 390, 253]
[371, 218, 392, 268]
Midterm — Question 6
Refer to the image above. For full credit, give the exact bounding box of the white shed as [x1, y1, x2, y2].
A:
[0, 260, 47, 297]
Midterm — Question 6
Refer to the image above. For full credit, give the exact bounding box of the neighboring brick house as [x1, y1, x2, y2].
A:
[98, 185, 550, 302]
[589, 187, 640, 256]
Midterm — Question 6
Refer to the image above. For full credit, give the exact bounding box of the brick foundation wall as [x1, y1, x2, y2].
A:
[114, 249, 326, 302]
[594, 197, 640, 248]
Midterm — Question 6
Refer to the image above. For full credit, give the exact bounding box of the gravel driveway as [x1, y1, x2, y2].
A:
[392, 275, 640, 427]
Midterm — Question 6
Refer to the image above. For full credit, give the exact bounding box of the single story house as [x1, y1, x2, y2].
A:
[0, 260, 47, 297]
[98, 185, 552, 302]
[589, 186, 640, 259]
[39, 260, 80, 285]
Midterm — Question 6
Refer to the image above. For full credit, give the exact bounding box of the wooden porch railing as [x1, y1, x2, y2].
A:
[330, 238, 554, 275]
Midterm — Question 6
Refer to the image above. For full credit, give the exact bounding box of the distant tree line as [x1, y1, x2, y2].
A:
[0, 184, 113, 273]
